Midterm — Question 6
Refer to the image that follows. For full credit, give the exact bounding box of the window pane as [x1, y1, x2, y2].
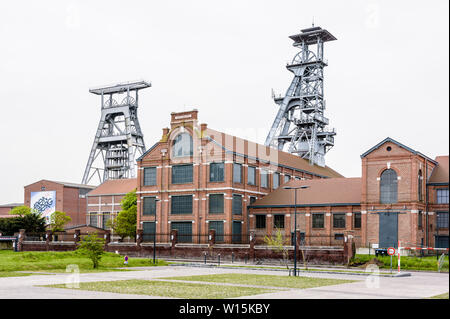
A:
[274, 215, 284, 229]
[102, 213, 110, 230]
[249, 196, 257, 205]
[209, 194, 224, 214]
[172, 164, 193, 184]
[171, 222, 192, 243]
[209, 221, 224, 242]
[248, 166, 256, 185]
[273, 172, 280, 189]
[260, 169, 268, 188]
[354, 212, 361, 229]
[172, 133, 193, 157]
[210, 163, 224, 182]
[171, 195, 193, 214]
[256, 215, 266, 229]
[437, 189, 449, 204]
[143, 222, 155, 242]
[437, 212, 449, 229]
[233, 163, 242, 183]
[284, 175, 290, 183]
[380, 169, 398, 204]
[89, 214, 97, 227]
[143, 197, 157, 215]
[143, 167, 157, 186]
[333, 213, 346, 228]
[232, 194, 242, 215]
[312, 214, 324, 228]
[232, 221, 242, 243]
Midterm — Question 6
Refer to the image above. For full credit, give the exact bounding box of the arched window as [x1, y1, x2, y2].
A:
[172, 133, 193, 157]
[418, 170, 423, 201]
[380, 169, 398, 204]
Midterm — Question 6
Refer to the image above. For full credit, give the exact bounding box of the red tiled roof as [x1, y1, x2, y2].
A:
[87, 178, 137, 196]
[251, 177, 362, 207]
[429, 156, 449, 184]
[206, 128, 343, 179]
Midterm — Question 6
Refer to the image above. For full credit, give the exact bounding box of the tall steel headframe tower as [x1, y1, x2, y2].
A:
[265, 26, 337, 167]
[82, 80, 151, 185]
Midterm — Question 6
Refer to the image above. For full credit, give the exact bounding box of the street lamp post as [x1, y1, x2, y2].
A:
[153, 198, 160, 264]
[283, 185, 309, 276]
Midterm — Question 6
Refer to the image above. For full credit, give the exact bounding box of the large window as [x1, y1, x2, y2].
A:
[209, 221, 224, 242]
[102, 213, 110, 230]
[143, 167, 157, 186]
[89, 214, 97, 227]
[143, 197, 157, 215]
[437, 189, 449, 204]
[171, 195, 193, 214]
[143, 222, 155, 242]
[312, 213, 324, 229]
[437, 212, 449, 229]
[209, 194, 224, 214]
[418, 170, 423, 201]
[274, 215, 285, 229]
[171, 222, 192, 243]
[260, 169, 268, 188]
[248, 166, 256, 185]
[172, 164, 193, 184]
[172, 133, 193, 157]
[232, 194, 242, 215]
[333, 213, 346, 228]
[256, 215, 266, 229]
[210, 162, 224, 182]
[233, 163, 242, 183]
[353, 212, 361, 229]
[232, 221, 242, 243]
[380, 169, 398, 204]
[273, 172, 280, 189]
[418, 211, 423, 229]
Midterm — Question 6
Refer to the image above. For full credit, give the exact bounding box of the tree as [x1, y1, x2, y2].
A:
[9, 205, 33, 217]
[108, 189, 137, 241]
[48, 211, 72, 232]
[77, 233, 106, 268]
[0, 212, 46, 236]
[264, 228, 290, 270]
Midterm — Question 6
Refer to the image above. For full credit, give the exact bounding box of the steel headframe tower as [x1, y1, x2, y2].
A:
[82, 80, 151, 185]
[265, 26, 337, 167]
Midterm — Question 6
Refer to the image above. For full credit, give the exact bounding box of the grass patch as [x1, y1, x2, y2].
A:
[428, 292, 449, 299]
[0, 250, 167, 273]
[351, 254, 449, 272]
[161, 273, 355, 289]
[0, 271, 42, 278]
[44, 279, 273, 299]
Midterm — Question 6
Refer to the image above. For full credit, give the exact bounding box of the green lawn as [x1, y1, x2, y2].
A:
[161, 273, 355, 289]
[428, 292, 449, 299]
[351, 254, 449, 272]
[0, 271, 42, 278]
[0, 250, 167, 274]
[44, 279, 273, 299]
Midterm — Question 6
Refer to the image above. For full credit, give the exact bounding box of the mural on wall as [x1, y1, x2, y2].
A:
[30, 191, 56, 221]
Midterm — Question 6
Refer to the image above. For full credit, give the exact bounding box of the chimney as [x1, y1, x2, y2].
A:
[200, 123, 208, 132]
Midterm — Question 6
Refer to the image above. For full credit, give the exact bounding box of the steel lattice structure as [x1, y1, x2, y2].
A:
[265, 26, 337, 167]
[82, 80, 150, 185]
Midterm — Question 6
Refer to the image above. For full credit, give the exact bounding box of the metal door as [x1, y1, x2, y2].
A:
[379, 212, 398, 248]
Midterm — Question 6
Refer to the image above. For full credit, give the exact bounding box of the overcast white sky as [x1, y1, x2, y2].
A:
[0, 0, 448, 204]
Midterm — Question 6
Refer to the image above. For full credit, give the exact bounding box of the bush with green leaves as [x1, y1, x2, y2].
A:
[0, 212, 46, 236]
[48, 211, 72, 232]
[107, 189, 137, 241]
[76, 233, 106, 269]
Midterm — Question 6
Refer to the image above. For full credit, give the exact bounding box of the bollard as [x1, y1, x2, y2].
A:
[204, 252, 207, 264]
[218, 253, 221, 266]
[232, 252, 234, 264]
[245, 253, 248, 264]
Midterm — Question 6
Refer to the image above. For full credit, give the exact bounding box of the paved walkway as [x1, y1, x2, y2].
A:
[0, 266, 448, 299]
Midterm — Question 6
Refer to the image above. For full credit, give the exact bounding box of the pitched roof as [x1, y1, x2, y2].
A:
[360, 137, 437, 164]
[0, 203, 23, 208]
[87, 178, 137, 196]
[249, 177, 362, 207]
[24, 180, 96, 189]
[205, 128, 343, 178]
[428, 156, 449, 184]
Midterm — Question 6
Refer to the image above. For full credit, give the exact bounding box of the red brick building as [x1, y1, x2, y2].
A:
[0, 203, 23, 218]
[136, 110, 342, 243]
[250, 137, 449, 249]
[86, 178, 137, 229]
[24, 180, 95, 227]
